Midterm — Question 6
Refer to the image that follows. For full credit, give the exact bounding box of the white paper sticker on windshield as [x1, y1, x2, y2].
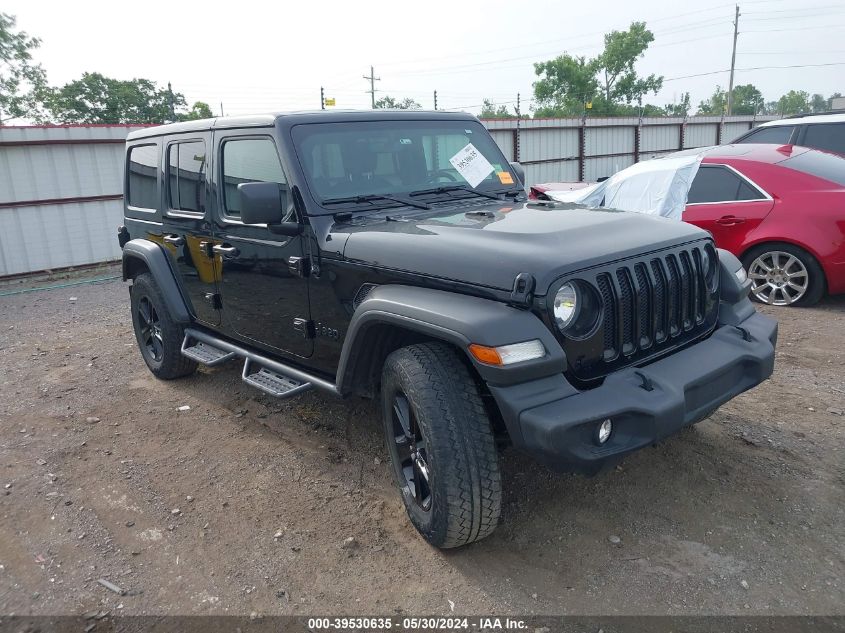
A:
[449, 143, 494, 188]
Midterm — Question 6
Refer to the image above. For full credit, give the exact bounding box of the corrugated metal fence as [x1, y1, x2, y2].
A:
[483, 114, 776, 185]
[0, 125, 148, 277]
[1, 116, 775, 277]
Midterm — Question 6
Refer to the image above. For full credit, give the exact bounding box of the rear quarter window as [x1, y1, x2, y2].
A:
[802, 123, 845, 156]
[779, 150, 845, 187]
[127, 144, 159, 210]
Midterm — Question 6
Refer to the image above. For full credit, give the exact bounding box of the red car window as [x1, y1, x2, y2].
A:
[779, 150, 845, 187]
[687, 166, 766, 204]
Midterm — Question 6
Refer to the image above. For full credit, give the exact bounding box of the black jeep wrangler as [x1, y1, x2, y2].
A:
[118, 110, 777, 548]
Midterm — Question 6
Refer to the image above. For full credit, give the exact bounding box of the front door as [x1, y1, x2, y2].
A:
[211, 131, 313, 359]
[159, 133, 220, 326]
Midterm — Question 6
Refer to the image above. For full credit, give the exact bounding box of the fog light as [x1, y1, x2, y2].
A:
[597, 419, 613, 444]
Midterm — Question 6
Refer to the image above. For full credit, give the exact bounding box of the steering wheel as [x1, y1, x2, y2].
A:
[426, 170, 458, 184]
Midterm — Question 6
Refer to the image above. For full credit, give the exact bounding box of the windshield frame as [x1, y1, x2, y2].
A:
[288, 118, 522, 215]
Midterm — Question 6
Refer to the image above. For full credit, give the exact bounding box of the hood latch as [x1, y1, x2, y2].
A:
[509, 272, 536, 309]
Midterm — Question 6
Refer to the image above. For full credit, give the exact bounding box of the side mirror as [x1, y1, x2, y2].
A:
[509, 161, 526, 186]
[238, 182, 288, 225]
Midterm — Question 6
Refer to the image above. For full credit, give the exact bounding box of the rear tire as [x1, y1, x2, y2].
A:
[381, 342, 501, 548]
[130, 273, 197, 379]
[742, 243, 825, 307]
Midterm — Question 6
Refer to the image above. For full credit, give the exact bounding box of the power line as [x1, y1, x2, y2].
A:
[662, 61, 845, 83]
[743, 22, 845, 33]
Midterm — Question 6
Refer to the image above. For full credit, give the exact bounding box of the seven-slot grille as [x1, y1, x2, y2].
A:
[559, 242, 719, 382]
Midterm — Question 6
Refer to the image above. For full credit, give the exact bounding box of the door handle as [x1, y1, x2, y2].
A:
[715, 215, 745, 226]
[212, 244, 240, 258]
[163, 234, 185, 246]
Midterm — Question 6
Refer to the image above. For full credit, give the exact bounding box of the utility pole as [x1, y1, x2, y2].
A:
[363, 65, 380, 109]
[167, 82, 175, 122]
[219, 102, 224, 117]
[433, 90, 438, 110]
[515, 93, 521, 162]
[321, 86, 325, 110]
[727, 4, 740, 116]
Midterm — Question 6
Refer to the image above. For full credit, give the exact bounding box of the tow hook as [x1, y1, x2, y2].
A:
[734, 325, 752, 342]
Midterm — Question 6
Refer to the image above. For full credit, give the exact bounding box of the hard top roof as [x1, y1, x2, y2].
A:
[126, 109, 479, 141]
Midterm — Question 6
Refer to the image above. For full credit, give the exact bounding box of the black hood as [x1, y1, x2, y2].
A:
[338, 201, 710, 294]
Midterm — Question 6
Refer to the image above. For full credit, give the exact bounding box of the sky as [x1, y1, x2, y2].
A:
[5, 0, 845, 118]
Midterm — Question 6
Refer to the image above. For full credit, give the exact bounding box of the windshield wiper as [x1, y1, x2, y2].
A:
[408, 184, 503, 201]
[321, 193, 430, 210]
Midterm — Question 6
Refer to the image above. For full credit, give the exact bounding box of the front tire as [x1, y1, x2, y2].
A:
[381, 342, 501, 548]
[743, 243, 825, 307]
[130, 273, 197, 379]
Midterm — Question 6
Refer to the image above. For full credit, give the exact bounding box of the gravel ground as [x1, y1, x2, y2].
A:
[0, 266, 843, 616]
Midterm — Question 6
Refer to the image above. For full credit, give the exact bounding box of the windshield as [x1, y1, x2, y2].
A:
[291, 120, 520, 213]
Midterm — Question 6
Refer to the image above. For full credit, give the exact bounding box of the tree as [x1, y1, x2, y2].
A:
[730, 84, 764, 115]
[697, 86, 726, 115]
[698, 84, 763, 115]
[809, 93, 827, 113]
[533, 22, 663, 117]
[664, 92, 691, 117]
[179, 101, 213, 121]
[479, 98, 515, 119]
[773, 90, 810, 116]
[596, 23, 663, 108]
[0, 13, 48, 123]
[533, 54, 598, 116]
[373, 95, 421, 110]
[44, 72, 188, 123]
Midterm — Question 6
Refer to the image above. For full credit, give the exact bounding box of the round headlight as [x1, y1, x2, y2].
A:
[554, 282, 579, 330]
[551, 280, 601, 338]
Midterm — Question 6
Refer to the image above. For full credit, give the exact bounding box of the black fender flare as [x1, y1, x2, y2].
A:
[716, 248, 756, 326]
[122, 239, 192, 324]
[336, 285, 566, 393]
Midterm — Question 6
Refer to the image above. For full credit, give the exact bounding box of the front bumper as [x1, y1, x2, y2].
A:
[492, 311, 777, 474]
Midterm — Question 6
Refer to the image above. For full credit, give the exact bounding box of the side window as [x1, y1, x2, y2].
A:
[167, 140, 206, 213]
[802, 124, 845, 156]
[735, 125, 794, 145]
[127, 144, 158, 210]
[779, 149, 845, 186]
[687, 166, 765, 204]
[221, 137, 288, 218]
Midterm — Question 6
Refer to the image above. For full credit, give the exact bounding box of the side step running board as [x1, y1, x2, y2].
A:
[181, 328, 340, 399]
[181, 338, 237, 366]
[242, 359, 313, 398]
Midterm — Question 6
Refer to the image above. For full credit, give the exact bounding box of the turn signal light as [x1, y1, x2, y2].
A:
[469, 340, 546, 366]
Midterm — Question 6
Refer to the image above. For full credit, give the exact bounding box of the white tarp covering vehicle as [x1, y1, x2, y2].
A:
[545, 150, 710, 220]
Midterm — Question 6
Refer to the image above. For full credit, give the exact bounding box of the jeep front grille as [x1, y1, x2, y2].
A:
[554, 241, 719, 382]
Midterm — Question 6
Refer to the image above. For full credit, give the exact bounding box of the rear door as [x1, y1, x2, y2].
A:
[159, 132, 220, 326]
[683, 164, 774, 254]
[211, 130, 313, 359]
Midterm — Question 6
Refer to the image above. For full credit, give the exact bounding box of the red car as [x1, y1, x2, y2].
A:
[534, 144, 845, 306]
[684, 144, 844, 306]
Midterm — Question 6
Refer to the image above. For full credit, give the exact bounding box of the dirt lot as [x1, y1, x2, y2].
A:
[0, 266, 843, 617]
